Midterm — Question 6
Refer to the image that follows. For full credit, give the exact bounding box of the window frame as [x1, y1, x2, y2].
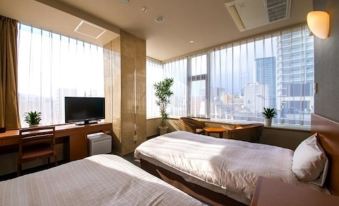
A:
[187, 54, 210, 118]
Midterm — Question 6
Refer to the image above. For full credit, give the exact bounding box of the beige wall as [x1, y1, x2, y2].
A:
[104, 36, 122, 153]
[146, 118, 161, 137]
[104, 31, 146, 155]
[260, 127, 311, 150]
[314, 0, 339, 122]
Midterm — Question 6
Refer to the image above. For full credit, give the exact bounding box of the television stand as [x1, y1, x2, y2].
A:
[75, 120, 98, 126]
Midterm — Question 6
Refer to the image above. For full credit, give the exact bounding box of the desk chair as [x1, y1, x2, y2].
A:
[180, 117, 227, 138]
[17, 126, 56, 176]
[180, 117, 205, 134]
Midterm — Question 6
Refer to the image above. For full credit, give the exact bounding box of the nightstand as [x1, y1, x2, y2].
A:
[251, 177, 339, 206]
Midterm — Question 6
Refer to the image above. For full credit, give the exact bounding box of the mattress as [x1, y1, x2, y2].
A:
[0, 154, 204, 206]
[135, 131, 300, 205]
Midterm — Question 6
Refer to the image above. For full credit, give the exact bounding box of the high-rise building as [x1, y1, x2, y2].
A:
[255, 57, 276, 108]
[276, 27, 314, 125]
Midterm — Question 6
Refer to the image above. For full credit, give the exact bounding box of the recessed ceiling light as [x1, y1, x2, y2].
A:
[74, 21, 106, 39]
[189, 40, 195, 44]
[154, 16, 165, 23]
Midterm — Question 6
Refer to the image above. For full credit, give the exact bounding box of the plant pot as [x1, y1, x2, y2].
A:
[159, 126, 168, 135]
[264, 118, 272, 127]
[29, 124, 39, 128]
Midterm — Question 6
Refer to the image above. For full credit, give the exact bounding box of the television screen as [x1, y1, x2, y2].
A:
[65, 97, 105, 124]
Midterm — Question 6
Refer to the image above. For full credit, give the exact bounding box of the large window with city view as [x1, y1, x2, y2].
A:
[147, 24, 314, 126]
[17, 24, 104, 126]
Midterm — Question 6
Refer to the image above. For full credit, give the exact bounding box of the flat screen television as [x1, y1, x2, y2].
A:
[65, 97, 105, 125]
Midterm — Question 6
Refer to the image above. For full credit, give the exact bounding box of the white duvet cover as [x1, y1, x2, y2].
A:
[0, 154, 204, 206]
[135, 131, 299, 204]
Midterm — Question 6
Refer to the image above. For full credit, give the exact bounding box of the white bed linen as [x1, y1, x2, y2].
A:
[0, 154, 204, 206]
[135, 131, 299, 204]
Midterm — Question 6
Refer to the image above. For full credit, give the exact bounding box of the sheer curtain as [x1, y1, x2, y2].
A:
[146, 25, 314, 126]
[163, 58, 188, 117]
[17, 24, 104, 126]
[209, 25, 313, 125]
[189, 54, 208, 117]
[146, 58, 163, 118]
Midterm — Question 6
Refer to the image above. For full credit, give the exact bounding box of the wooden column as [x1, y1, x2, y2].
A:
[104, 31, 146, 155]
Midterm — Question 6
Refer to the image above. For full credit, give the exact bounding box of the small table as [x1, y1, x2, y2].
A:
[203, 127, 227, 138]
[251, 177, 339, 206]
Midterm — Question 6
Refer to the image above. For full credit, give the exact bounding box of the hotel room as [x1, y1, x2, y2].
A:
[0, 0, 338, 205]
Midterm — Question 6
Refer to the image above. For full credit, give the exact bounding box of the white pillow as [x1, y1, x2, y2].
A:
[292, 134, 328, 182]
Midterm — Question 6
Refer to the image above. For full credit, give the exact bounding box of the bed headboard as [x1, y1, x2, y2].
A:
[311, 114, 339, 195]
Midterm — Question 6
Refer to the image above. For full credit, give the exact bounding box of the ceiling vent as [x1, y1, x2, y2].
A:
[74, 21, 106, 39]
[225, 0, 291, 32]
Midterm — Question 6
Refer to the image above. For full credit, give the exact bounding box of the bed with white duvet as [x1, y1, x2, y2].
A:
[0, 154, 204, 206]
[135, 131, 327, 205]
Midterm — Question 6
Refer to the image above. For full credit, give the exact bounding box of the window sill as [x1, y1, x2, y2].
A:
[263, 124, 311, 132]
[147, 117, 161, 120]
[205, 119, 310, 132]
[146, 117, 311, 132]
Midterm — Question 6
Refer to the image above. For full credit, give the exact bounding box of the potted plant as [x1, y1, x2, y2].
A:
[24, 111, 42, 127]
[154, 78, 174, 135]
[262, 107, 277, 127]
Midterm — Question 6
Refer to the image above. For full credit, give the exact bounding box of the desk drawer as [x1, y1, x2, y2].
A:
[0, 138, 19, 147]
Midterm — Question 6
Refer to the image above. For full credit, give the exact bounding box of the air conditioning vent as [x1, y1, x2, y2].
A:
[266, 0, 290, 22]
[267, 0, 286, 8]
[74, 21, 106, 39]
[225, 0, 291, 32]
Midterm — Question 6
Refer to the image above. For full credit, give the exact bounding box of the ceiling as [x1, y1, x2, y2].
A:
[0, 0, 313, 61]
[0, 0, 119, 46]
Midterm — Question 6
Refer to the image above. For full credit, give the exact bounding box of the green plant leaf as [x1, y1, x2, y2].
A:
[262, 107, 277, 119]
[24, 111, 42, 125]
[154, 78, 174, 125]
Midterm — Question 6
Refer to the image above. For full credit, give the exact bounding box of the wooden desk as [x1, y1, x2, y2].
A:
[251, 177, 339, 206]
[0, 123, 113, 161]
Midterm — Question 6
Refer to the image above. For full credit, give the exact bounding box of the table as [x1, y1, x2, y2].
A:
[203, 127, 227, 138]
[0, 122, 113, 161]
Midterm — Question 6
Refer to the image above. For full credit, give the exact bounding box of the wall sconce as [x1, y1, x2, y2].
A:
[307, 11, 330, 39]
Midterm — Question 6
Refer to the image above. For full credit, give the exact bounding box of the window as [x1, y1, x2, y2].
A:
[189, 54, 208, 117]
[163, 58, 188, 117]
[146, 25, 314, 126]
[146, 59, 163, 118]
[17, 24, 104, 126]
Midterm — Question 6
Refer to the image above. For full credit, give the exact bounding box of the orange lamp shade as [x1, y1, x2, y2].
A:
[307, 11, 330, 39]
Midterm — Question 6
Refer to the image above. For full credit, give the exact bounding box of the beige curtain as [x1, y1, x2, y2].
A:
[0, 16, 20, 130]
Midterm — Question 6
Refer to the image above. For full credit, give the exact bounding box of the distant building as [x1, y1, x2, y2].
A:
[255, 57, 276, 108]
[276, 28, 314, 125]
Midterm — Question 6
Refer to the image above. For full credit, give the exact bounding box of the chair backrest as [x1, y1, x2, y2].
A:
[19, 126, 56, 153]
[180, 117, 205, 133]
